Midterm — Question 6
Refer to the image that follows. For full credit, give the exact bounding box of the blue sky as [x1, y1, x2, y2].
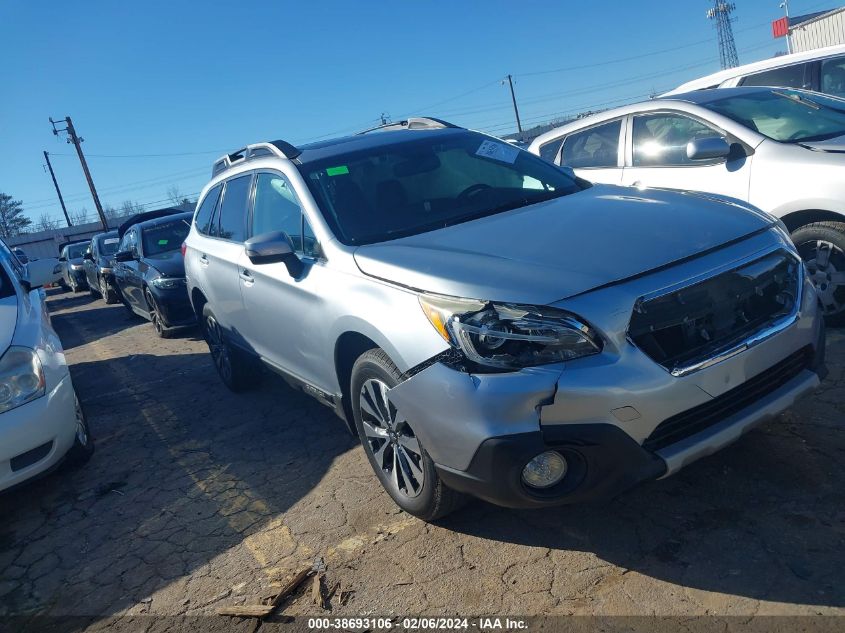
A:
[0, 0, 832, 226]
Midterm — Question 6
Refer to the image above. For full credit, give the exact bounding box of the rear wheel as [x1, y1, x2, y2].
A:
[351, 348, 464, 521]
[792, 222, 845, 326]
[64, 389, 94, 467]
[202, 304, 260, 392]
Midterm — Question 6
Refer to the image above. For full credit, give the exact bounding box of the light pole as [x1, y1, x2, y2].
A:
[780, 0, 792, 54]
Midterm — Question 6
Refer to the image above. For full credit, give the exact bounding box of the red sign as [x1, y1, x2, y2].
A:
[772, 16, 789, 38]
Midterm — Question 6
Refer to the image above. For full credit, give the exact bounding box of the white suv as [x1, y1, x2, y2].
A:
[0, 239, 93, 492]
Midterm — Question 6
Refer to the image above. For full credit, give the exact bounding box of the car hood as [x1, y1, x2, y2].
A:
[68, 257, 84, 266]
[146, 250, 186, 277]
[799, 133, 845, 153]
[353, 185, 773, 305]
[0, 295, 18, 354]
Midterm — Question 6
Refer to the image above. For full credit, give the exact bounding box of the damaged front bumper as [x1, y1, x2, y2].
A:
[388, 285, 826, 510]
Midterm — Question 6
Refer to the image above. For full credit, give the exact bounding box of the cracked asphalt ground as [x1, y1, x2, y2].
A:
[1, 289, 844, 626]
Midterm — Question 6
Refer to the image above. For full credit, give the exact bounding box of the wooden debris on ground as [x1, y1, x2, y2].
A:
[217, 565, 312, 619]
[312, 572, 329, 610]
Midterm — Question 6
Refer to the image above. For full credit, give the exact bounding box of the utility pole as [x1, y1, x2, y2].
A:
[49, 116, 107, 229]
[504, 74, 523, 138]
[780, 0, 792, 54]
[42, 151, 72, 228]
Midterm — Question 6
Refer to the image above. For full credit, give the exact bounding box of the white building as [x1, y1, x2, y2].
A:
[788, 7, 845, 53]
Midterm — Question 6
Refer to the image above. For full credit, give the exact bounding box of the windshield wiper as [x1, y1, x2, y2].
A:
[772, 90, 820, 110]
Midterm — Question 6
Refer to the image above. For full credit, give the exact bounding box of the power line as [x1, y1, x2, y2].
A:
[50, 116, 108, 229]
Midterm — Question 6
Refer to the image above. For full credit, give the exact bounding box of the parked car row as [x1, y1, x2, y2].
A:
[14, 47, 840, 516]
[55, 210, 196, 339]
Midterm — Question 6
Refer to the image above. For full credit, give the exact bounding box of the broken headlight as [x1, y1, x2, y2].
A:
[419, 294, 602, 369]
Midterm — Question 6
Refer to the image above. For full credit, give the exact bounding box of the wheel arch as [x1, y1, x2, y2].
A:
[780, 209, 845, 233]
[334, 331, 379, 434]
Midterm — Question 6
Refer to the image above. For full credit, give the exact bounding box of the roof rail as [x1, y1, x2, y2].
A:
[357, 117, 460, 135]
[212, 139, 302, 177]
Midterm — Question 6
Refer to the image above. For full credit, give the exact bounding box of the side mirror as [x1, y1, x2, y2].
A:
[59, 256, 67, 263]
[245, 231, 303, 278]
[687, 137, 731, 161]
[83, 252, 94, 261]
[24, 258, 62, 290]
[114, 250, 135, 263]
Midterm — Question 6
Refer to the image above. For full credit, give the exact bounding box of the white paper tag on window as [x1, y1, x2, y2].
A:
[476, 140, 519, 164]
[104, 238, 119, 244]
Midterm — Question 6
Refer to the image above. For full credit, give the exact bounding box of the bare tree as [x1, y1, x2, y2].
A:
[70, 207, 91, 225]
[166, 185, 183, 206]
[0, 193, 33, 238]
[103, 205, 121, 222]
[120, 200, 145, 216]
[36, 213, 61, 232]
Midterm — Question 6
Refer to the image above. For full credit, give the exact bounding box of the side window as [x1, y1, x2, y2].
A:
[217, 175, 251, 242]
[632, 113, 721, 167]
[195, 184, 222, 236]
[119, 230, 137, 255]
[251, 173, 315, 255]
[821, 56, 845, 97]
[538, 137, 565, 163]
[560, 120, 621, 168]
[740, 63, 809, 90]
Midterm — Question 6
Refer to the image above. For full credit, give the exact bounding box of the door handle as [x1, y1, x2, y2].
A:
[629, 180, 643, 188]
[239, 269, 254, 284]
[199, 254, 209, 267]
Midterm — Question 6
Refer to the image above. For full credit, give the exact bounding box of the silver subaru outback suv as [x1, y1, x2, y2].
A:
[185, 118, 826, 520]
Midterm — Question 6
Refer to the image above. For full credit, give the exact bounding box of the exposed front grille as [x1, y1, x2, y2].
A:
[10, 441, 53, 472]
[629, 251, 800, 375]
[642, 346, 812, 452]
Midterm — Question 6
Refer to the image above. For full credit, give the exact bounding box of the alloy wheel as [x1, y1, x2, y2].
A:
[801, 239, 845, 316]
[74, 394, 89, 447]
[205, 314, 232, 382]
[146, 291, 163, 335]
[359, 378, 425, 499]
[100, 276, 109, 299]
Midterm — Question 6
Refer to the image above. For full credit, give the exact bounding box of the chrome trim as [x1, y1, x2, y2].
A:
[628, 244, 804, 378]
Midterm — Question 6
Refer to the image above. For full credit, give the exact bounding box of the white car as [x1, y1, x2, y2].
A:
[0, 239, 93, 492]
[664, 44, 845, 98]
[527, 86, 845, 322]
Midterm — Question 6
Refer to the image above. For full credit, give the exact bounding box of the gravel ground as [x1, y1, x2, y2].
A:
[1, 289, 844, 628]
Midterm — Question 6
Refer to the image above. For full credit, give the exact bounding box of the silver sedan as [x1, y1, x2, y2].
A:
[528, 87, 845, 322]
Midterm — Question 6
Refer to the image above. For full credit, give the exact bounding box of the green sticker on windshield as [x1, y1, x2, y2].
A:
[158, 239, 169, 246]
[326, 165, 349, 176]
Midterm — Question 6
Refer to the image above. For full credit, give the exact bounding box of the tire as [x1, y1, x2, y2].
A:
[64, 388, 94, 468]
[792, 221, 845, 326]
[100, 276, 118, 305]
[145, 288, 174, 338]
[351, 348, 464, 521]
[201, 304, 260, 392]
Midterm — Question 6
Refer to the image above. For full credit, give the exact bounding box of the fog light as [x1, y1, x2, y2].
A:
[521, 451, 567, 489]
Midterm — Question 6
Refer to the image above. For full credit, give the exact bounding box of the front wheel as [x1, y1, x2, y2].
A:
[145, 288, 173, 339]
[100, 276, 118, 304]
[792, 221, 845, 326]
[64, 389, 94, 467]
[351, 348, 464, 521]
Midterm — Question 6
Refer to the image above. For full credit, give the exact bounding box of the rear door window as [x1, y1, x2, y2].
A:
[195, 184, 222, 236]
[560, 120, 622, 168]
[740, 63, 809, 90]
[217, 175, 252, 242]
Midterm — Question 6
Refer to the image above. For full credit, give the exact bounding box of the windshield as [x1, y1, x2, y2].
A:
[299, 131, 584, 245]
[141, 219, 190, 256]
[64, 243, 87, 259]
[97, 235, 120, 256]
[702, 89, 845, 143]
